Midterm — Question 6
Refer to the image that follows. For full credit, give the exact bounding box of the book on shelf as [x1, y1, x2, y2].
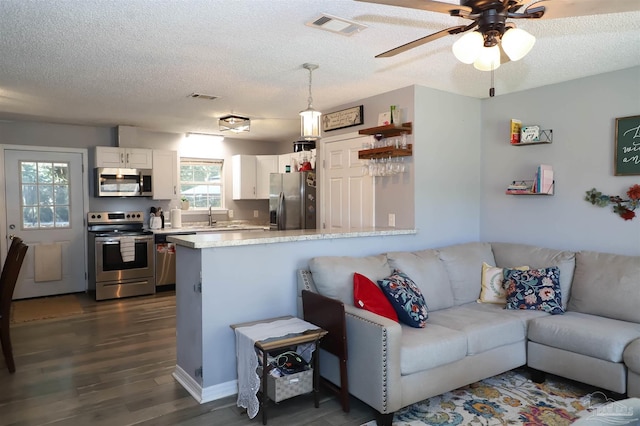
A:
[510, 119, 522, 144]
[539, 164, 554, 194]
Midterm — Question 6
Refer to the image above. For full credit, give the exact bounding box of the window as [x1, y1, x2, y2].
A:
[20, 161, 70, 229]
[180, 159, 223, 209]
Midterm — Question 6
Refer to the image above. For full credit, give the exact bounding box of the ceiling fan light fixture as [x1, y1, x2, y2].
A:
[219, 114, 251, 133]
[452, 31, 484, 64]
[473, 45, 501, 71]
[300, 63, 321, 141]
[501, 27, 536, 61]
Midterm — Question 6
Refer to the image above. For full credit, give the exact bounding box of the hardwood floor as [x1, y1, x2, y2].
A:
[0, 292, 374, 426]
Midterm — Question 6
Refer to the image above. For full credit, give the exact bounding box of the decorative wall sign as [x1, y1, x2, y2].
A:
[615, 115, 640, 176]
[322, 105, 364, 132]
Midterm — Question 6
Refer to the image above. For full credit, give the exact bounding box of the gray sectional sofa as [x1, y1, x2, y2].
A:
[296, 242, 640, 426]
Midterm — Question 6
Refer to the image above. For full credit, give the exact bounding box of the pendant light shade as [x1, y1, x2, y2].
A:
[501, 27, 536, 61]
[473, 45, 501, 71]
[300, 63, 321, 141]
[452, 31, 484, 64]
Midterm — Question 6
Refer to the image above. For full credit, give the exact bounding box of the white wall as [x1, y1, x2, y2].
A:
[480, 67, 640, 255]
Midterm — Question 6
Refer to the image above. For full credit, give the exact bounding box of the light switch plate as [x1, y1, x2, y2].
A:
[253, 210, 259, 218]
[388, 213, 395, 227]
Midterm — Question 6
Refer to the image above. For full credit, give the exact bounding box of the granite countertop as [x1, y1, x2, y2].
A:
[167, 227, 416, 249]
[150, 223, 269, 234]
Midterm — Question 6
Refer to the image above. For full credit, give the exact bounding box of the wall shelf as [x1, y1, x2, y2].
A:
[358, 144, 412, 160]
[505, 180, 554, 196]
[512, 129, 553, 146]
[359, 122, 412, 138]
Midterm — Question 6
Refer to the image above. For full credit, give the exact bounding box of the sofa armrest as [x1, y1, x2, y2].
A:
[343, 304, 403, 414]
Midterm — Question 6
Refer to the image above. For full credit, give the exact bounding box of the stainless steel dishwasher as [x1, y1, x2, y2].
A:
[155, 232, 195, 289]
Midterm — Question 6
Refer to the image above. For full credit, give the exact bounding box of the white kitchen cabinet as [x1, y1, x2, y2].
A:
[278, 153, 292, 173]
[232, 154, 278, 200]
[95, 147, 153, 169]
[152, 150, 178, 200]
[256, 155, 278, 199]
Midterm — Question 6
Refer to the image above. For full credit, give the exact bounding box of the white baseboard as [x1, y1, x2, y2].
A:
[173, 366, 238, 404]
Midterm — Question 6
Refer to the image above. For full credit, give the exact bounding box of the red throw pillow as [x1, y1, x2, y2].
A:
[353, 272, 398, 322]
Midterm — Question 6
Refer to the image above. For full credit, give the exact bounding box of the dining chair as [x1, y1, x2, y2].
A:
[0, 237, 29, 373]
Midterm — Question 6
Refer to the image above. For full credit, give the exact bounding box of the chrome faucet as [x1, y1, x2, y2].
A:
[208, 205, 215, 227]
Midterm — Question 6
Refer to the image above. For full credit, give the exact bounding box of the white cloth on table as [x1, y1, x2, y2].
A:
[235, 317, 320, 419]
[119, 237, 135, 262]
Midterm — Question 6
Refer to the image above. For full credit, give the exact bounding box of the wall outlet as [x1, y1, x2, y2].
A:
[253, 210, 259, 218]
[388, 213, 395, 227]
[228, 209, 234, 218]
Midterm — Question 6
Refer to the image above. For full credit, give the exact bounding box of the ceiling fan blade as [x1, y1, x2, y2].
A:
[525, 0, 640, 19]
[375, 25, 468, 58]
[355, 0, 473, 15]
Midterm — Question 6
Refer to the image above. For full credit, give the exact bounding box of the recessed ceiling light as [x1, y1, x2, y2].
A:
[306, 13, 367, 36]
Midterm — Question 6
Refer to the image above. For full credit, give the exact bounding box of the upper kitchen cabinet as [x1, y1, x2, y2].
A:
[232, 154, 278, 200]
[152, 150, 178, 200]
[95, 147, 153, 169]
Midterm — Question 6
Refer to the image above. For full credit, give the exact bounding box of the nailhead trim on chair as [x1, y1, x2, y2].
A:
[300, 270, 313, 292]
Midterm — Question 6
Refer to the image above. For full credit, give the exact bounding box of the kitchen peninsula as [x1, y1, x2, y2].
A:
[168, 228, 421, 404]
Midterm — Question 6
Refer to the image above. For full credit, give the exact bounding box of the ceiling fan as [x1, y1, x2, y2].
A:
[357, 0, 640, 70]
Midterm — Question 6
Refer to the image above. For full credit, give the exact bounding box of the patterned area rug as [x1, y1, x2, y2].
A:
[11, 294, 84, 323]
[362, 369, 610, 426]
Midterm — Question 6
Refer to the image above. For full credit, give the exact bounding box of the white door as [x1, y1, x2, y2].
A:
[321, 134, 374, 231]
[4, 149, 87, 299]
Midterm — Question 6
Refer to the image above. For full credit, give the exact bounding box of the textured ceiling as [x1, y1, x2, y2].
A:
[0, 0, 639, 143]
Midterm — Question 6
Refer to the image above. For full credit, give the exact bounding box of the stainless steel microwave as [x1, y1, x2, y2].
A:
[95, 167, 153, 197]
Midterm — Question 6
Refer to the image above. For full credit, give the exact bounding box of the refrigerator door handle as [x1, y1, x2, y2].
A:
[277, 191, 286, 230]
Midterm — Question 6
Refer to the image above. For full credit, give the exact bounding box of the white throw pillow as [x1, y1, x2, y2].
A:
[478, 262, 529, 304]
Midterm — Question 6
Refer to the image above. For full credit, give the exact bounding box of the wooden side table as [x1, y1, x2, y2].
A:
[231, 316, 327, 425]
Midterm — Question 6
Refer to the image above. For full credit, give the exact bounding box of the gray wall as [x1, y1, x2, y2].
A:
[480, 67, 640, 255]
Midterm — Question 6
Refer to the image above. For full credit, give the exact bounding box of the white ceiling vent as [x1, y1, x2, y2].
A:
[306, 13, 367, 36]
[188, 93, 219, 100]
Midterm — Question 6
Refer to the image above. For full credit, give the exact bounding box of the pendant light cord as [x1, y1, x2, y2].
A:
[307, 67, 314, 108]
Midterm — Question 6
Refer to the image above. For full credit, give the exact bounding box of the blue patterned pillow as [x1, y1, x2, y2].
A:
[503, 266, 564, 314]
[378, 270, 429, 328]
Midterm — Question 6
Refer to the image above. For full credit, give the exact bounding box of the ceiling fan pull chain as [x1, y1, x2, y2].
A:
[490, 65, 496, 97]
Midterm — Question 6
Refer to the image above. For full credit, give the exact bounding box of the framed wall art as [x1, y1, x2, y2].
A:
[615, 115, 640, 176]
[322, 105, 364, 132]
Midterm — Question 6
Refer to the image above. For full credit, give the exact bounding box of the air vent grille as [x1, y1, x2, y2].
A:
[188, 93, 219, 100]
[306, 13, 367, 36]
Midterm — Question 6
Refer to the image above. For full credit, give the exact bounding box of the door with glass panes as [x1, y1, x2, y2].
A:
[4, 149, 86, 299]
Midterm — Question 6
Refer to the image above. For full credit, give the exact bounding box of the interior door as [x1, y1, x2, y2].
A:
[321, 134, 374, 231]
[4, 149, 87, 299]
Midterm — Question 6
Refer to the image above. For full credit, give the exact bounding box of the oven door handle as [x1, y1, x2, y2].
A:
[96, 237, 153, 244]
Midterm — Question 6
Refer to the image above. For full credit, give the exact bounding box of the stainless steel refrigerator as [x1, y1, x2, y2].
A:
[269, 172, 317, 230]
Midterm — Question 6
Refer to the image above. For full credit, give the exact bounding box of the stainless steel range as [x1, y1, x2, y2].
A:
[87, 211, 155, 300]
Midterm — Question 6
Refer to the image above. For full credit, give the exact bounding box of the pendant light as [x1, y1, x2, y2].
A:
[300, 63, 321, 141]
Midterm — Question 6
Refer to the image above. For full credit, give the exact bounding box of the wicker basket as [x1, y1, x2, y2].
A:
[258, 367, 313, 402]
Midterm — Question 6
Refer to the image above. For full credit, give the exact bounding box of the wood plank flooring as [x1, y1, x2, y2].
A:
[0, 292, 374, 426]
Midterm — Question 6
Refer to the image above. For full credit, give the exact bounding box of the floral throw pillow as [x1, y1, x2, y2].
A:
[378, 270, 428, 328]
[503, 266, 564, 314]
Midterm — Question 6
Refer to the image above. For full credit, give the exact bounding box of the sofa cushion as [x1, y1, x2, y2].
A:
[491, 242, 575, 309]
[437, 242, 496, 305]
[386, 249, 454, 311]
[353, 273, 398, 322]
[399, 323, 468, 375]
[567, 251, 640, 323]
[427, 305, 526, 355]
[478, 263, 529, 304]
[378, 270, 428, 328]
[528, 312, 640, 363]
[462, 301, 549, 332]
[624, 339, 640, 373]
[308, 255, 392, 306]
[504, 266, 564, 314]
